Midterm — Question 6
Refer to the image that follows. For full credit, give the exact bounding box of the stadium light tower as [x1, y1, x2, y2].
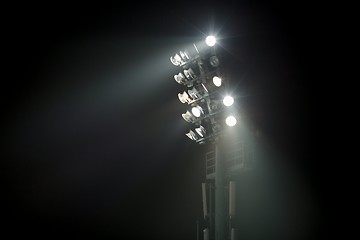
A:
[170, 35, 238, 240]
[170, 36, 237, 143]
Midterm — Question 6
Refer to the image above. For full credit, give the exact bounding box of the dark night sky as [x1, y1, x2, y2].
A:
[3, 1, 332, 239]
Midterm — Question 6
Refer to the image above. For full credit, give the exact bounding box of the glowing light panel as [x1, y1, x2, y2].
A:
[213, 76, 222, 87]
[225, 116, 237, 126]
[191, 106, 202, 117]
[223, 96, 234, 106]
[205, 36, 216, 47]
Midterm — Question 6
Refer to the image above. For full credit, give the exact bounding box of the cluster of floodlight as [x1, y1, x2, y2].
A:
[178, 85, 206, 104]
[174, 71, 223, 91]
[174, 67, 197, 85]
[171, 36, 237, 143]
[181, 105, 205, 123]
[185, 125, 206, 144]
[178, 86, 202, 104]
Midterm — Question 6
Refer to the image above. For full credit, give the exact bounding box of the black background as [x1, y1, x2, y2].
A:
[3, 1, 332, 239]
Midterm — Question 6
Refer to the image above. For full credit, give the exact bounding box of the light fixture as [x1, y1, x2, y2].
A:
[225, 115, 237, 127]
[170, 54, 182, 66]
[178, 91, 192, 104]
[209, 55, 220, 67]
[182, 110, 195, 122]
[195, 125, 206, 137]
[191, 105, 204, 118]
[188, 87, 200, 100]
[174, 72, 186, 84]
[205, 36, 216, 47]
[186, 130, 198, 141]
[184, 68, 195, 80]
[213, 76, 222, 87]
[179, 51, 190, 62]
[223, 95, 234, 107]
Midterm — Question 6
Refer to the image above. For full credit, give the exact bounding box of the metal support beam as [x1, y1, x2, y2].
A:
[215, 143, 225, 240]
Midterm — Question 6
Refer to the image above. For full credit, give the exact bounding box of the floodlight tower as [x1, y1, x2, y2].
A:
[170, 36, 239, 240]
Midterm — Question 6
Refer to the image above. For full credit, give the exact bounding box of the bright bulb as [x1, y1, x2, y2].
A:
[191, 107, 201, 117]
[226, 116, 237, 126]
[213, 76, 222, 87]
[205, 36, 216, 46]
[223, 96, 234, 106]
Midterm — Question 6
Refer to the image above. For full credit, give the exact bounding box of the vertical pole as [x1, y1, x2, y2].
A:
[209, 181, 213, 239]
[203, 228, 209, 240]
[229, 181, 236, 240]
[230, 228, 237, 240]
[197, 219, 200, 240]
[229, 181, 236, 218]
[202, 183, 208, 220]
[215, 143, 225, 240]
